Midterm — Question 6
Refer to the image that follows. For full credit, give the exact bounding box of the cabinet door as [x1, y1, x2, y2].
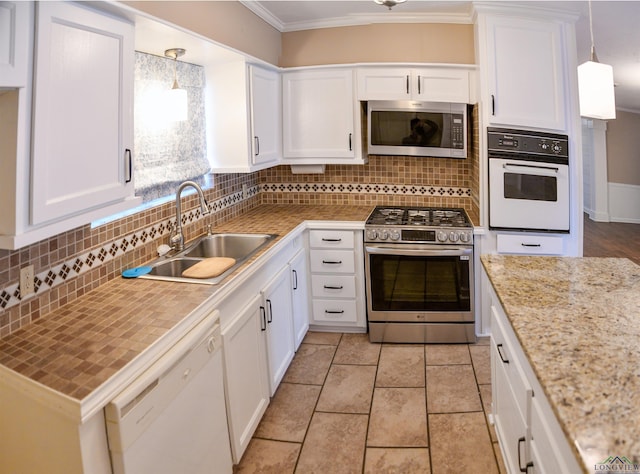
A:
[416, 67, 470, 103]
[282, 68, 356, 159]
[356, 67, 412, 100]
[221, 293, 270, 463]
[0, 1, 32, 87]
[249, 65, 281, 168]
[485, 15, 565, 130]
[262, 265, 295, 396]
[289, 248, 309, 350]
[31, 2, 134, 225]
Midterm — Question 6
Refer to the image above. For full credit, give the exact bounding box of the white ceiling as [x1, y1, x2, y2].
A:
[241, 0, 640, 114]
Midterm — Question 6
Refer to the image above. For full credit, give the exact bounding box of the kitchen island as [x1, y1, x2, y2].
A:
[481, 255, 640, 473]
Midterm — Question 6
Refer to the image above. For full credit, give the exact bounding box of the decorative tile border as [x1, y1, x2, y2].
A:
[0, 188, 249, 312]
[261, 182, 471, 197]
[0, 181, 468, 313]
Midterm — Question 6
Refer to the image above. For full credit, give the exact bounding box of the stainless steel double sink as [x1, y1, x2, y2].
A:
[141, 233, 277, 285]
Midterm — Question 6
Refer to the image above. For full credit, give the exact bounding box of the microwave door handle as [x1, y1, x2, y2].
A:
[502, 162, 560, 173]
[365, 246, 471, 258]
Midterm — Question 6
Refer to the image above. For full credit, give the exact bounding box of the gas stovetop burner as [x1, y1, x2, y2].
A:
[364, 206, 473, 244]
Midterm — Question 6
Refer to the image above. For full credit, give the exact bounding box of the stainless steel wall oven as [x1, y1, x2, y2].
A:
[364, 207, 475, 343]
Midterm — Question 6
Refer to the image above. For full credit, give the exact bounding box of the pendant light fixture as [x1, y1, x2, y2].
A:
[164, 48, 188, 122]
[374, 0, 407, 10]
[577, 0, 616, 120]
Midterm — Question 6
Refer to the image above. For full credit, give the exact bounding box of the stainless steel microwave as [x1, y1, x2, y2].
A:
[367, 100, 467, 158]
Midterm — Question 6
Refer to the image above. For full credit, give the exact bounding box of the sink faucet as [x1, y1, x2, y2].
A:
[170, 181, 210, 251]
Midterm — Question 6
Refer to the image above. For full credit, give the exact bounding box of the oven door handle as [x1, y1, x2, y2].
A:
[365, 246, 472, 257]
[502, 162, 559, 173]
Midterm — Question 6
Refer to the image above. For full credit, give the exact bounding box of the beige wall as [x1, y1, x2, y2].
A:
[606, 110, 640, 185]
[124, 1, 282, 65]
[281, 23, 475, 67]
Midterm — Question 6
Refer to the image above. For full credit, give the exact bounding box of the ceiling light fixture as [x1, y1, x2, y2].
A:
[577, 0, 616, 120]
[164, 48, 188, 122]
[374, 0, 407, 11]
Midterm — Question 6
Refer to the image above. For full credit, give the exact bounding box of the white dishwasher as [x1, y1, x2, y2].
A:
[105, 311, 232, 474]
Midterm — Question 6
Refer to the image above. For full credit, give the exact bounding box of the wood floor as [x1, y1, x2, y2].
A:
[582, 214, 640, 265]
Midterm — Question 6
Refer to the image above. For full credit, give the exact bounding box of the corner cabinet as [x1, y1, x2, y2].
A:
[282, 68, 366, 165]
[1, 1, 141, 250]
[209, 62, 282, 173]
[488, 282, 582, 474]
[475, 9, 570, 131]
[356, 66, 471, 103]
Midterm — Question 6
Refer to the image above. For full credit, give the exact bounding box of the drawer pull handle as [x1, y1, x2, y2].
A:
[325, 310, 345, 314]
[497, 343, 509, 364]
[322, 260, 342, 265]
[521, 243, 542, 248]
[324, 285, 344, 290]
[292, 269, 298, 290]
[517, 436, 533, 473]
[322, 238, 342, 242]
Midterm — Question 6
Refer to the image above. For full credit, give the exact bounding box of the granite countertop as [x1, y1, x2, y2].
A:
[0, 204, 372, 407]
[481, 255, 640, 472]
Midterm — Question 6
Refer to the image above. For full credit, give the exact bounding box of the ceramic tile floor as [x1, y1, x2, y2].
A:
[234, 332, 506, 474]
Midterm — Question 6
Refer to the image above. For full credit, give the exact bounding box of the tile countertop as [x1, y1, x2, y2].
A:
[0, 205, 372, 409]
[481, 255, 640, 472]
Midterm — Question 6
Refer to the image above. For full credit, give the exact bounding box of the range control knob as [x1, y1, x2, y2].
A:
[378, 229, 389, 240]
[449, 232, 460, 243]
[459, 232, 471, 243]
[552, 143, 562, 154]
[389, 230, 401, 241]
[437, 231, 448, 242]
[540, 142, 550, 151]
[366, 229, 378, 240]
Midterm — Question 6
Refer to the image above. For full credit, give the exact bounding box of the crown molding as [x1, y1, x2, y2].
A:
[239, 1, 473, 33]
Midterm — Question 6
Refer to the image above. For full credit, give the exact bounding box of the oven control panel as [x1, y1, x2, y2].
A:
[488, 127, 569, 161]
[365, 227, 473, 244]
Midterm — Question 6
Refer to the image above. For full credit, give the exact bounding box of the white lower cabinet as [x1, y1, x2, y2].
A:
[308, 228, 366, 331]
[261, 265, 296, 395]
[221, 293, 270, 463]
[489, 282, 581, 474]
[289, 248, 310, 349]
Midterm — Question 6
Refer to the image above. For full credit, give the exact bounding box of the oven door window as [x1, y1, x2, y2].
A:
[368, 254, 471, 311]
[504, 173, 557, 202]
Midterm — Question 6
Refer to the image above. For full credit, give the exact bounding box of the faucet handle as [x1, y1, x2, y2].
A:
[206, 224, 213, 235]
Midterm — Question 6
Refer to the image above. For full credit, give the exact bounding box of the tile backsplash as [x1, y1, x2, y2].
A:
[0, 149, 478, 339]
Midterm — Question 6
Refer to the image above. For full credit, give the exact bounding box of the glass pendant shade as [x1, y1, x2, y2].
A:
[166, 80, 188, 122]
[578, 60, 616, 120]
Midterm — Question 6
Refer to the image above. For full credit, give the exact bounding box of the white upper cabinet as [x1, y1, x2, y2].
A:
[31, 2, 137, 225]
[478, 12, 567, 131]
[249, 65, 282, 168]
[0, 1, 32, 87]
[282, 68, 365, 164]
[1, 1, 140, 250]
[209, 61, 282, 173]
[357, 66, 470, 103]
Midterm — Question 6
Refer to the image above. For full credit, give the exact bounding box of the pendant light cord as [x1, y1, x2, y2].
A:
[588, 0, 599, 62]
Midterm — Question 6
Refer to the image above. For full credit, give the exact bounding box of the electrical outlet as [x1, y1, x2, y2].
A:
[242, 184, 248, 199]
[20, 265, 34, 297]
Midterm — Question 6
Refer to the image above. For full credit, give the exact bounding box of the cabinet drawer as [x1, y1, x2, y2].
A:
[311, 275, 357, 298]
[496, 234, 564, 255]
[491, 305, 532, 422]
[309, 230, 354, 249]
[310, 249, 355, 273]
[312, 300, 358, 323]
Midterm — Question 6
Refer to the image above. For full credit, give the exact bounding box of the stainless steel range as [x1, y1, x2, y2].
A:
[364, 206, 475, 343]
